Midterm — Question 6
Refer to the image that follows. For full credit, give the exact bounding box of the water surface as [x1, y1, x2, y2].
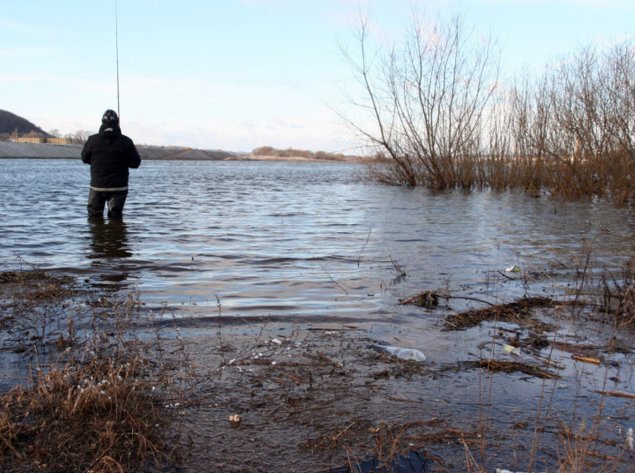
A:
[1, 159, 633, 321]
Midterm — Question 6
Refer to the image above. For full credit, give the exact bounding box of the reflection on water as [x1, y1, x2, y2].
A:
[88, 219, 132, 259]
[87, 219, 132, 288]
[0, 159, 633, 319]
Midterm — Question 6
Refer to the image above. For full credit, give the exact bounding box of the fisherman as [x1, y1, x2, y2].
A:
[81, 109, 141, 219]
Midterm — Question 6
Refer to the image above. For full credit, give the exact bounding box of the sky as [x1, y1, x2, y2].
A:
[2, 0, 634, 153]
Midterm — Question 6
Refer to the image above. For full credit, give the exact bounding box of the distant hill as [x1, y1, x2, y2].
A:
[0, 110, 49, 138]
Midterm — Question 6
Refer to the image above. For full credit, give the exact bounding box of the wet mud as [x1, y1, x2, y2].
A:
[162, 317, 633, 472]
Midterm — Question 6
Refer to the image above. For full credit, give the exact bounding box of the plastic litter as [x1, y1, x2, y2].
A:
[627, 427, 633, 451]
[229, 414, 241, 424]
[372, 344, 426, 362]
[330, 450, 428, 472]
[502, 344, 521, 356]
[505, 265, 521, 273]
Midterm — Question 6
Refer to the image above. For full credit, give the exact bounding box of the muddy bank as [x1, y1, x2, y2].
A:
[1, 268, 634, 472]
[156, 319, 633, 472]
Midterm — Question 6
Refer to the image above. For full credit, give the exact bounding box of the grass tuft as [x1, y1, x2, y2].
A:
[0, 355, 167, 473]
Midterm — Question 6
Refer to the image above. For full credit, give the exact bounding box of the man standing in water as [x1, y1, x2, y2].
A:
[81, 109, 141, 219]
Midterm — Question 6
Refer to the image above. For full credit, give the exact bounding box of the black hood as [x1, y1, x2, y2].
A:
[99, 123, 122, 140]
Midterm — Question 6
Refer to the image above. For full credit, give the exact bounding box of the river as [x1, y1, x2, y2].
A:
[1, 158, 633, 321]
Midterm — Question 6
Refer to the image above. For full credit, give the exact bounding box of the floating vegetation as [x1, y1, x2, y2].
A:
[444, 297, 554, 331]
[457, 359, 561, 380]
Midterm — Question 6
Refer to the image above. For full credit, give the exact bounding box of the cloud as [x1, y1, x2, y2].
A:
[235, 0, 288, 6]
[0, 72, 68, 84]
[119, 107, 352, 152]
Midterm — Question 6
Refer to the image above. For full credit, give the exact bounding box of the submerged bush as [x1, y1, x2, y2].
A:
[344, 14, 634, 204]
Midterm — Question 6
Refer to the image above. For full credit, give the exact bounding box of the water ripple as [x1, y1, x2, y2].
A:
[0, 159, 633, 320]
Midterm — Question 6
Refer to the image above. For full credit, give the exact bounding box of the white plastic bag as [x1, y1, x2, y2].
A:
[374, 344, 426, 362]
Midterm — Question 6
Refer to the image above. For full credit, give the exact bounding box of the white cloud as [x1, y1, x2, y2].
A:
[127, 112, 350, 152]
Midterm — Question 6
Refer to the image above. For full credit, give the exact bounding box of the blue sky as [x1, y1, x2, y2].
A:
[2, 0, 634, 152]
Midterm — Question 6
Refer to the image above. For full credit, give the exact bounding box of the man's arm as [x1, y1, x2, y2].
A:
[125, 138, 141, 169]
[81, 137, 94, 164]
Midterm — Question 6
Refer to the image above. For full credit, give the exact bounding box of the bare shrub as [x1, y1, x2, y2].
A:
[344, 14, 634, 204]
[599, 258, 635, 328]
[506, 41, 635, 203]
[341, 14, 499, 189]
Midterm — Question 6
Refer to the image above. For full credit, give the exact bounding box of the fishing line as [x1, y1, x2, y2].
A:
[115, 0, 121, 117]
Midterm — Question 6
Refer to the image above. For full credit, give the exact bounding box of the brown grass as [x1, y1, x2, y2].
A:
[598, 258, 635, 328]
[459, 359, 560, 380]
[0, 356, 169, 473]
[443, 296, 554, 331]
[0, 269, 185, 473]
[0, 269, 75, 299]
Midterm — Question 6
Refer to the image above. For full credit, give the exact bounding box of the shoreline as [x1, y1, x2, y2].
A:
[0, 141, 373, 163]
[1, 266, 633, 472]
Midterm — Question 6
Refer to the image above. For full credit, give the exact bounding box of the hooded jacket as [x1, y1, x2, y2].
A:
[81, 124, 141, 190]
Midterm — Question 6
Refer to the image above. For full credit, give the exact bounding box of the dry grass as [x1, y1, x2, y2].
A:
[555, 422, 629, 473]
[443, 296, 554, 331]
[0, 269, 185, 473]
[599, 258, 635, 328]
[0, 355, 168, 473]
[458, 359, 560, 380]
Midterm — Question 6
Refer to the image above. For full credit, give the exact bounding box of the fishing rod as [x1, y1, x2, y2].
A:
[115, 0, 121, 118]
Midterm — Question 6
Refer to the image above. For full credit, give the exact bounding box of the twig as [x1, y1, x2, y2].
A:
[593, 390, 635, 399]
[386, 395, 419, 403]
[400, 291, 496, 307]
[445, 295, 496, 306]
[318, 262, 349, 295]
[332, 421, 357, 441]
[215, 294, 226, 365]
[497, 270, 516, 280]
[357, 228, 372, 267]
[571, 354, 601, 365]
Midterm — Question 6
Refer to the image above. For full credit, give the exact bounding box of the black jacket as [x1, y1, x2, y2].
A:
[81, 124, 141, 189]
